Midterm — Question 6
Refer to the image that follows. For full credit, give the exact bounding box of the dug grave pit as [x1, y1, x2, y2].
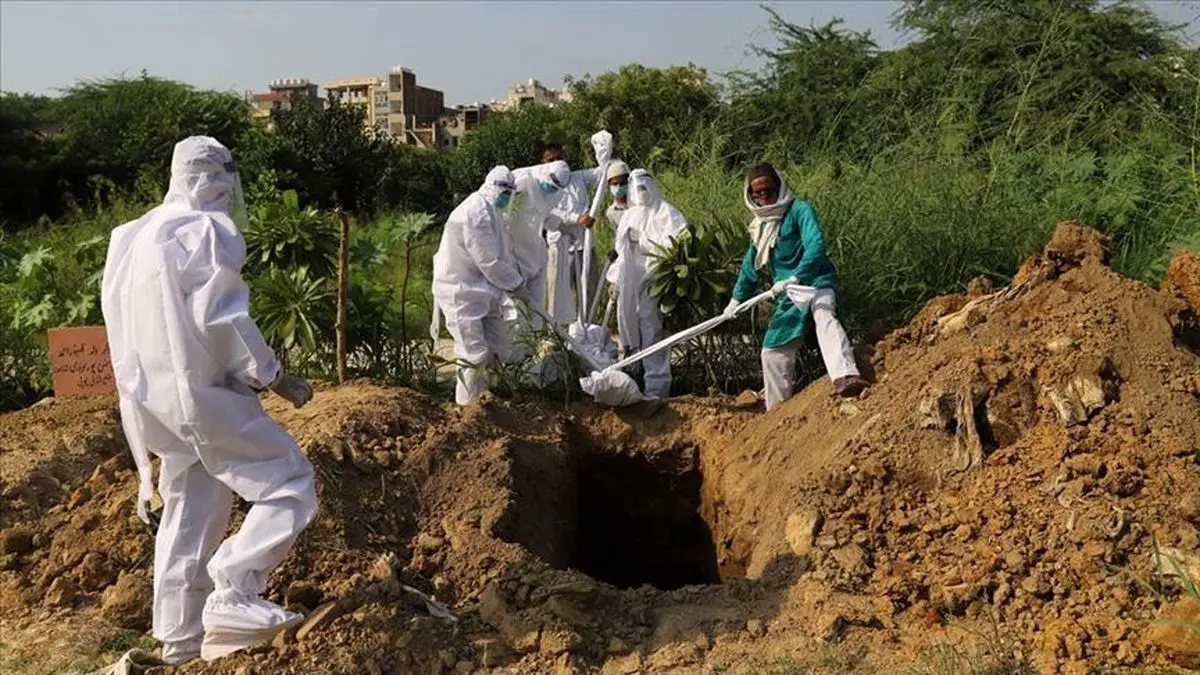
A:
[498, 425, 725, 592]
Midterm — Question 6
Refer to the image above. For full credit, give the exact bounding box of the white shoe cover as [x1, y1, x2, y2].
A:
[161, 639, 201, 665]
[200, 590, 304, 661]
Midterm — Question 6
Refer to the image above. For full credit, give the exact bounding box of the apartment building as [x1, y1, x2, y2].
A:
[383, 66, 447, 147]
[492, 78, 571, 112]
[249, 67, 509, 150]
[436, 103, 490, 149]
[324, 77, 387, 132]
[247, 78, 322, 121]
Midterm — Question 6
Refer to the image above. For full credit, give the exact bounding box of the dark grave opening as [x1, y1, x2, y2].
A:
[497, 431, 724, 591]
[570, 444, 721, 590]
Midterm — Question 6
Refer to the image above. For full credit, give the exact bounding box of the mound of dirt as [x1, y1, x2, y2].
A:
[1162, 247, 1200, 314]
[0, 223, 1198, 675]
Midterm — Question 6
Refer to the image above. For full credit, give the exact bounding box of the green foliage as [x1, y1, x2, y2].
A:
[564, 63, 721, 169]
[0, 93, 59, 226]
[449, 104, 565, 199]
[268, 97, 390, 213]
[726, 14, 882, 165]
[343, 210, 440, 388]
[252, 266, 335, 370]
[243, 187, 339, 279]
[51, 73, 251, 185]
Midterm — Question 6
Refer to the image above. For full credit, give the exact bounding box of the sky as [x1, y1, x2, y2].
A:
[1, 1, 1197, 106]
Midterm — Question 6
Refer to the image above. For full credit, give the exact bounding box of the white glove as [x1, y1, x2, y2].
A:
[722, 299, 740, 320]
[271, 372, 313, 409]
[512, 284, 533, 305]
[591, 130, 614, 165]
[771, 279, 794, 296]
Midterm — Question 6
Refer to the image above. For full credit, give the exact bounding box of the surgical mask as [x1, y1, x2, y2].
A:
[610, 184, 628, 199]
[539, 181, 559, 194]
[493, 192, 512, 209]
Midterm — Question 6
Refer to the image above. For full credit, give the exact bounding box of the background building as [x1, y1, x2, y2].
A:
[492, 78, 571, 112]
[247, 78, 322, 122]
[324, 77, 387, 132]
[385, 66, 446, 148]
[436, 103, 490, 149]
[249, 67, 525, 149]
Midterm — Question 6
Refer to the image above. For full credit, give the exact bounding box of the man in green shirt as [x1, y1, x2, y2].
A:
[723, 163, 868, 409]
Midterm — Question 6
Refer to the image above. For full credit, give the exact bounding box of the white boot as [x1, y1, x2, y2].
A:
[200, 589, 304, 661]
[161, 638, 201, 665]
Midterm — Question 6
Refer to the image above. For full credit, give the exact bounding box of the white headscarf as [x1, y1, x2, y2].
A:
[743, 167, 795, 271]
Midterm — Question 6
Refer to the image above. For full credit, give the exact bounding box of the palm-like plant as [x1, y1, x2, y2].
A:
[243, 189, 339, 279]
[252, 266, 335, 371]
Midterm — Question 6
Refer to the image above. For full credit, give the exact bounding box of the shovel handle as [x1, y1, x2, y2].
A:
[602, 281, 790, 373]
[520, 299, 610, 372]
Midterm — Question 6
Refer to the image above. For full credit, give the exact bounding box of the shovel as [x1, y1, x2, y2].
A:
[568, 134, 619, 365]
[579, 279, 795, 407]
[518, 299, 612, 372]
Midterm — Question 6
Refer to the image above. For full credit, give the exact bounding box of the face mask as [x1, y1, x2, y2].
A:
[493, 192, 512, 209]
[539, 181, 559, 194]
[610, 184, 628, 199]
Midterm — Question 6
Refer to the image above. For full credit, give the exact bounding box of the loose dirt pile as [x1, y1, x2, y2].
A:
[0, 223, 1198, 674]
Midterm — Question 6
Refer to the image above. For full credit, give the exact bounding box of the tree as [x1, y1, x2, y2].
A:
[879, 0, 1192, 151]
[0, 94, 58, 226]
[376, 143, 452, 216]
[50, 74, 252, 191]
[563, 63, 721, 169]
[726, 11, 881, 165]
[269, 96, 394, 214]
[448, 104, 566, 200]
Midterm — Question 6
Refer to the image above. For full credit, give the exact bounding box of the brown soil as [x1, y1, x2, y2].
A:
[1162, 248, 1200, 315]
[1, 223, 1199, 674]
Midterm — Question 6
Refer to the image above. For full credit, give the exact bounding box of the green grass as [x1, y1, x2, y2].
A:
[905, 612, 1033, 675]
[760, 643, 870, 674]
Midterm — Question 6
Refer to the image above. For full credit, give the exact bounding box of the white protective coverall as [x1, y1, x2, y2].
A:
[602, 161, 632, 323]
[502, 161, 571, 353]
[546, 165, 611, 323]
[614, 170, 688, 399]
[430, 166, 525, 405]
[100, 137, 317, 663]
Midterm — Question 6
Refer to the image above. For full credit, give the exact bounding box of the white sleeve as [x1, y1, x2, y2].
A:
[185, 216, 281, 390]
[580, 167, 604, 192]
[462, 202, 523, 291]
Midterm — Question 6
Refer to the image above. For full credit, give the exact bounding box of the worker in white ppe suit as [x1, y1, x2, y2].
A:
[430, 166, 527, 405]
[601, 161, 632, 327]
[540, 141, 608, 324]
[613, 169, 688, 399]
[100, 136, 318, 664]
[501, 160, 571, 354]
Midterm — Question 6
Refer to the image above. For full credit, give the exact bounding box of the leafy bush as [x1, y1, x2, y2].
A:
[251, 266, 336, 372]
[243, 188, 339, 279]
